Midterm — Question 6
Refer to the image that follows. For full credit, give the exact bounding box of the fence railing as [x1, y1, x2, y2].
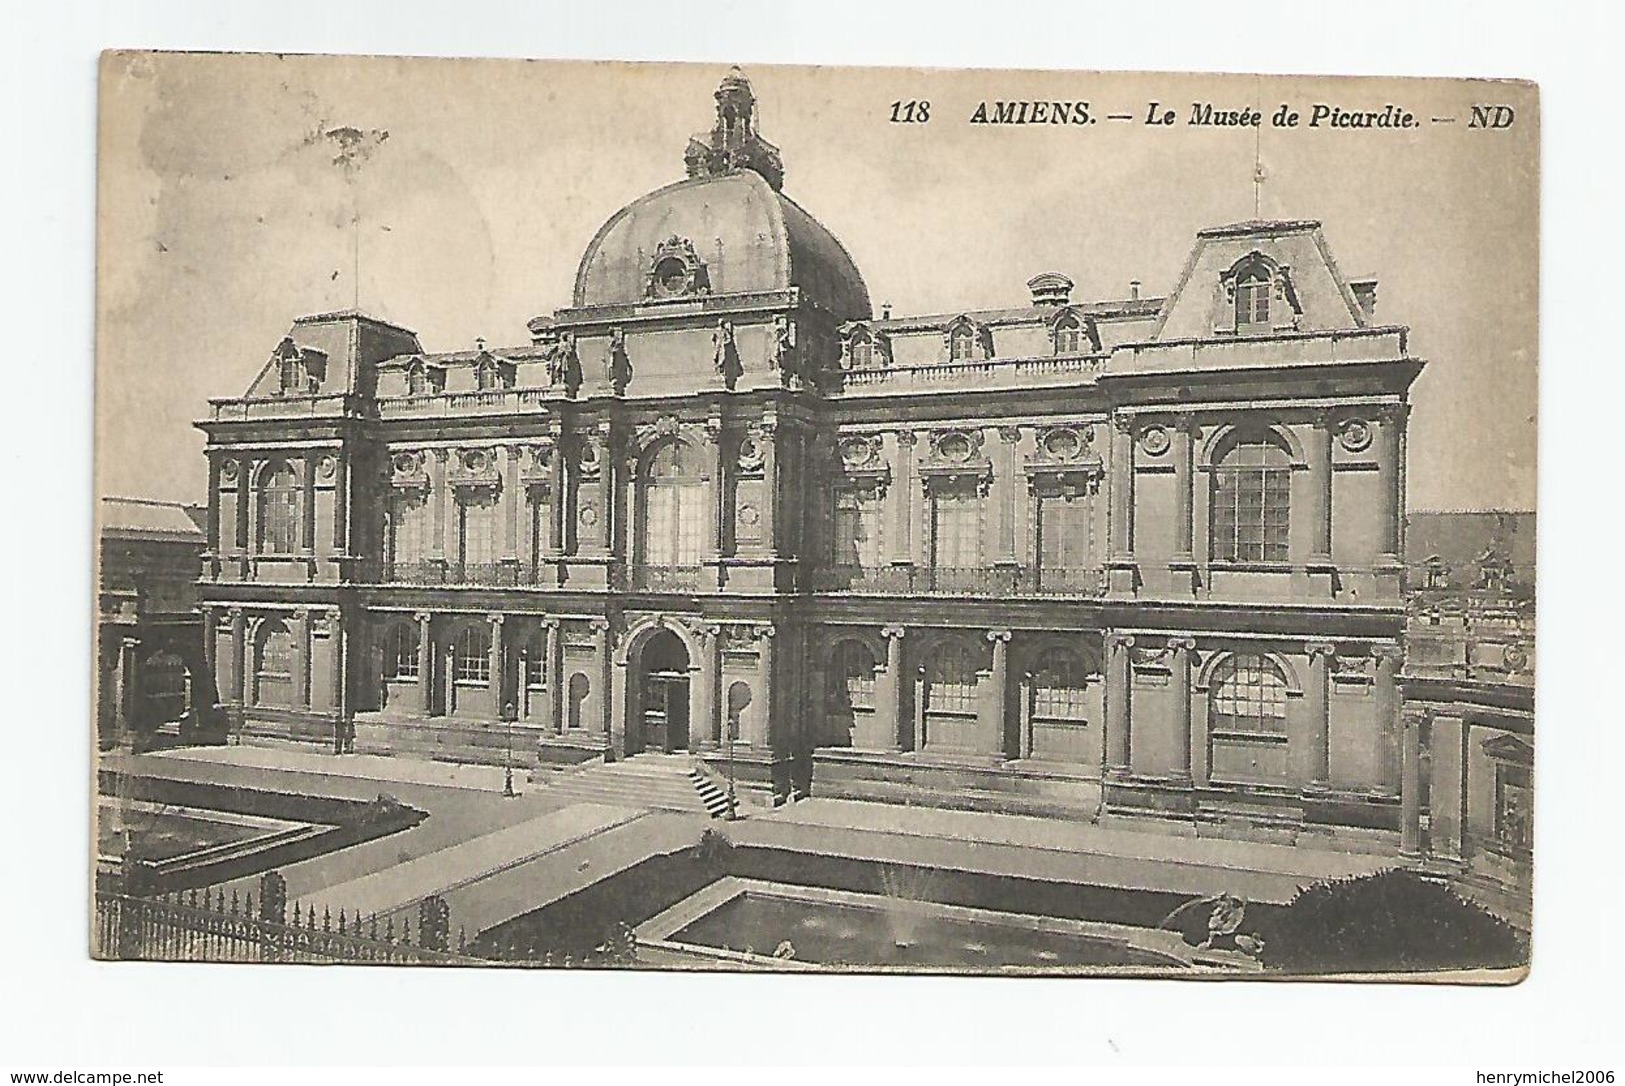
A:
[94, 872, 477, 965]
[807, 564, 1107, 597]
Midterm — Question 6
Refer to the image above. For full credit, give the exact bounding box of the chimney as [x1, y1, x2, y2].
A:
[1026, 272, 1073, 307]
[1129, 280, 1141, 302]
[881, 302, 892, 321]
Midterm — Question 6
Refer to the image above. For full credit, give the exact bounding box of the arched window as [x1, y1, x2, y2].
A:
[255, 619, 294, 707]
[1031, 647, 1090, 724]
[258, 461, 301, 554]
[925, 641, 979, 715]
[1209, 653, 1288, 738]
[453, 625, 491, 685]
[1235, 264, 1272, 331]
[849, 330, 874, 369]
[1211, 435, 1291, 564]
[407, 364, 428, 396]
[476, 360, 500, 391]
[383, 622, 420, 681]
[830, 640, 878, 712]
[1053, 313, 1083, 355]
[640, 440, 705, 566]
[949, 323, 976, 361]
[279, 353, 306, 394]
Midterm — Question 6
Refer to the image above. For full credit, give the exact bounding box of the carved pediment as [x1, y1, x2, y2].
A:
[646, 235, 711, 301]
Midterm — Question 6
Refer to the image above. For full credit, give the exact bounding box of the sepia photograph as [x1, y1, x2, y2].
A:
[89, 52, 1541, 983]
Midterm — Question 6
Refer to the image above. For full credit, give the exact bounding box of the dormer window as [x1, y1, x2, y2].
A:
[950, 324, 975, 361]
[1234, 263, 1272, 333]
[1053, 313, 1083, 354]
[476, 359, 500, 391]
[279, 354, 307, 394]
[850, 330, 873, 369]
[407, 363, 428, 396]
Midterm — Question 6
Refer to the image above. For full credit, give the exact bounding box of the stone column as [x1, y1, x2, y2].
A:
[1109, 416, 1135, 561]
[754, 624, 775, 749]
[1429, 712, 1466, 864]
[760, 417, 778, 556]
[415, 611, 433, 714]
[544, 619, 562, 734]
[1373, 643, 1403, 794]
[1309, 415, 1334, 564]
[547, 429, 566, 555]
[913, 666, 927, 752]
[697, 624, 721, 747]
[986, 629, 1012, 758]
[201, 606, 218, 688]
[332, 451, 350, 557]
[1018, 671, 1035, 759]
[1399, 705, 1428, 859]
[891, 430, 916, 566]
[994, 428, 1021, 566]
[301, 456, 317, 555]
[706, 417, 726, 562]
[501, 446, 520, 562]
[429, 450, 448, 560]
[235, 463, 250, 554]
[115, 635, 141, 743]
[1306, 642, 1336, 787]
[1171, 416, 1195, 561]
[1169, 637, 1196, 782]
[1105, 633, 1133, 775]
[229, 608, 246, 704]
[488, 614, 505, 714]
[1376, 405, 1405, 564]
[290, 610, 310, 708]
[882, 625, 907, 751]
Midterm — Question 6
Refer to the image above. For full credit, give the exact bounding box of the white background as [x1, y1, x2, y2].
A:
[1, 0, 1618, 1072]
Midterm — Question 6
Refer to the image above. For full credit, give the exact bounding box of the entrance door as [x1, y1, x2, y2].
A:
[638, 628, 691, 753]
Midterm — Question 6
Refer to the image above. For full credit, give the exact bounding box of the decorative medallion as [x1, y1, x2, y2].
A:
[392, 451, 422, 476]
[1338, 418, 1374, 453]
[1504, 644, 1528, 673]
[578, 436, 602, 477]
[937, 432, 975, 463]
[645, 235, 711, 300]
[462, 450, 488, 474]
[317, 455, 337, 480]
[1139, 425, 1171, 456]
[1041, 427, 1083, 461]
[738, 503, 760, 527]
[737, 435, 765, 472]
[219, 459, 239, 484]
[579, 501, 599, 528]
[839, 436, 877, 468]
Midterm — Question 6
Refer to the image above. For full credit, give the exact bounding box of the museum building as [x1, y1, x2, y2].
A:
[195, 68, 1426, 844]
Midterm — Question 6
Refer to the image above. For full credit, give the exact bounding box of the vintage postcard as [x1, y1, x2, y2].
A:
[93, 53, 1537, 979]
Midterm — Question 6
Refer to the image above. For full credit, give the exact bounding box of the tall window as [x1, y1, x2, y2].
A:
[1032, 648, 1090, 724]
[458, 493, 498, 572]
[529, 491, 552, 570]
[641, 440, 705, 566]
[832, 487, 884, 568]
[389, 490, 428, 566]
[1209, 654, 1289, 738]
[832, 640, 879, 712]
[384, 622, 420, 681]
[930, 487, 983, 570]
[1053, 314, 1083, 354]
[524, 629, 549, 692]
[1211, 436, 1291, 564]
[258, 462, 301, 554]
[1036, 491, 1091, 579]
[454, 625, 491, 684]
[926, 642, 979, 715]
[407, 364, 428, 396]
[476, 360, 500, 391]
[255, 619, 294, 706]
[949, 324, 975, 361]
[1235, 265, 1272, 331]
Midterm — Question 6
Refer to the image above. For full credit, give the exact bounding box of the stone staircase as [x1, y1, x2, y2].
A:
[543, 754, 732, 818]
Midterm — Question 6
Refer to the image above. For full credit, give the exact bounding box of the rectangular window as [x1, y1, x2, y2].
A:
[1037, 492, 1091, 574]
[1213, 464, 1290, 563]
[458, 495, 498, 569]
[930, 489, 983, 570]
[391, 491, 428, 565]
[832, 487, 884, 568]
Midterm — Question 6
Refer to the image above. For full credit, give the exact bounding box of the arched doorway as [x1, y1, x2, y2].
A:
[636, 628, 691, 753]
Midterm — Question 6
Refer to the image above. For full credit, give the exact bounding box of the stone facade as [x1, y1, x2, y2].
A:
[196, 69, 1425, 838]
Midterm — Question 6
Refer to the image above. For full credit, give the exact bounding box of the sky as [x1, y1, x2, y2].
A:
[95, 53, 1538, 512]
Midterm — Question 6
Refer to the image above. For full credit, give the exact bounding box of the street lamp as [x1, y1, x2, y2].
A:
[502, 700, 517, 798]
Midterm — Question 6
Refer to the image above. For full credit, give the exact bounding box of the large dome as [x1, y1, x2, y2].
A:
[570, 68, 872, 321]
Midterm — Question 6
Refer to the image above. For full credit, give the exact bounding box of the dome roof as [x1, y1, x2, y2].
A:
[573, 171, 872, 320]
[569, 68, 871, 321]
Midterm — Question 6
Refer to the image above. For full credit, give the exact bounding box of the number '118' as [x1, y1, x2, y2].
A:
[889, 100, 931, 124]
